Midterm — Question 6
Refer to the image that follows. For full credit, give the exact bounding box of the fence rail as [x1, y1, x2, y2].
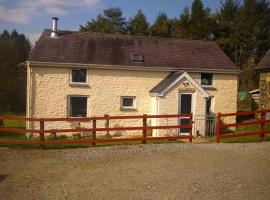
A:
[216, 109, 270, 143]
[0, 113, 193, 147]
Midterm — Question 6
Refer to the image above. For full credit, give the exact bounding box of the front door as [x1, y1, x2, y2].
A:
[179, 93, 193, 134]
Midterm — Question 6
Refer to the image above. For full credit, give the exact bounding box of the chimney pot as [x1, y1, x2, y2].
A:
[51, 17, 59, 38]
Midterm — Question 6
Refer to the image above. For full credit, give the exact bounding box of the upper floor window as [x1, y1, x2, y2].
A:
[201, 73, 213, 86]
[70, 68, 88, 84]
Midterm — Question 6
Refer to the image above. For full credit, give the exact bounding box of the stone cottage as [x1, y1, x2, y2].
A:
[255, 49, 270, 110]
[26, 18, 239, 137]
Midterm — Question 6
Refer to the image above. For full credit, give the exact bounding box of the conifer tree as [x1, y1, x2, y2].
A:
[128, 9, 149, 36]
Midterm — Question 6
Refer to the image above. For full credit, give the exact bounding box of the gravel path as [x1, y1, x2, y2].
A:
[0, 143, 270, 200]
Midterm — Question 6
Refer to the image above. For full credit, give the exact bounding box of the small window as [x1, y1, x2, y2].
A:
[69, 96, 88, 117]
[201, 73, 213, 86]
[70, 68, 87, 84]
[131, 54, 144, 62]
[121, 96, 136, 109]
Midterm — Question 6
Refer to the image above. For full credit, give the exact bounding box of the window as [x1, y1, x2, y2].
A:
[70, 68, 88, 84]
[131, 54, 144, 62]
[69, 96, 88, 117]
[201, 73, 213, 86]
[120, 96, 136, 109]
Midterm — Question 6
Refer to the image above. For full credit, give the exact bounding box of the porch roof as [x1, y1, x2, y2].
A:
[149, 72, 209, 98]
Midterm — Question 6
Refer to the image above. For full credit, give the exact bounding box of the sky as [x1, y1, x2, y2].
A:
[0, 0, 222, 46]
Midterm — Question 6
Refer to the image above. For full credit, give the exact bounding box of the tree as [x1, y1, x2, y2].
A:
[0, 30, 31, 113]
[150, 12, 172, 38]
[128, 9, 149, 36]
[80, 7, 127, 34]
[230, 0, 270, 90]
[178, 7, 192, 38]
[190, 0, 209, 39]
[215, 0, 239, 60]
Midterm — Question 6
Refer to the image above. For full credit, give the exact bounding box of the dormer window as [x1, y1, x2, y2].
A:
[131, 54, 144, 62]
[201, 73, 213, 86]
[70, 68, 88, 85]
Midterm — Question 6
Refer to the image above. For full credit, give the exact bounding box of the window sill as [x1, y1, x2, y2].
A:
[69, 83, 89, 87]
[120, 108, 137, 111]
[202, 85, 216, 90]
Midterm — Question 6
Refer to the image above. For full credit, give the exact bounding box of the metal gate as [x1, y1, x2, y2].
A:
[193, 114, 216, 138]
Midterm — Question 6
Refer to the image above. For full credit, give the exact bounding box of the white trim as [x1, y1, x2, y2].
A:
[68, 95, 89, 117]
[249, 89, 260, 94]
[158, 72, 209, 98]
[27, 61, 240, 74]
[120, 96, 136, 109]
[69, 68, 89, 85]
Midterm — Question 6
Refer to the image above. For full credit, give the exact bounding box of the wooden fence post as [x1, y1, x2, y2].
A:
[104, 114, 110, 138]
[0, 119, 4, 128]
[189, 113, 193, 143]
[142, 114, 147, 144]
[216, 113, 221, 143]
[40, 118, 45, 149]
[92, 119, 96, 146]
[260, 110, 266, 142]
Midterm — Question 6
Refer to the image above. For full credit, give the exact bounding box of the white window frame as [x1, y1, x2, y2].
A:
[69, 68, 89, 86]
[120, 96, 136, 109]
[68, 95, 89, 117]
[200, 73, 213, 87]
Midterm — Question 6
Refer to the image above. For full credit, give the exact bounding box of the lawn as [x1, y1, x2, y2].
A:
[0, 115, 270, 148]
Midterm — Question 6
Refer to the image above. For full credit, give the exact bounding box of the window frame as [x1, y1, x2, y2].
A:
[68, 95, 89, 118]
[200, 73, 213, 87]
[69, 68, 89, 86]
[120, 96, 136, 109]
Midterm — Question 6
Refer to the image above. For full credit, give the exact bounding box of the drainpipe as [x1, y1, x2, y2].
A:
[155, 94, 160, 137]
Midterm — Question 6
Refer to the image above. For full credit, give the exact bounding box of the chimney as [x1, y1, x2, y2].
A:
[50, 17, 59, 38]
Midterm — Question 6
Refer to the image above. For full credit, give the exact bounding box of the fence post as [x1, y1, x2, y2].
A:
[216, 113, 221, 143]
[0, 119, 4, 128]
[92, 119, 96, 146]
[189, 113, 193, 143]
[260, 110, 266, 142]
[40, 118, 45, 149]
[142, 114, 147, 144]
[104, 114, 110, 138]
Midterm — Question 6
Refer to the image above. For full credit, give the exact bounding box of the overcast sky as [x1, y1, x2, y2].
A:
[0, 0, 222, 46]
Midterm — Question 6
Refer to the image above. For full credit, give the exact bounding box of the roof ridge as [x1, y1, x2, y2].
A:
[43, 28, 217, 44]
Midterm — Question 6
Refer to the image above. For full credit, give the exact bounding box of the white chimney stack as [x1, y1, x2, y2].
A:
[50, 17, 59, 38]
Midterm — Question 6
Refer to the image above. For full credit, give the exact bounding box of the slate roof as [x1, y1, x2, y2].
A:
[149, 72, 183, 94]
[28, 29, 238, 71]
[255, 49, 270, 71]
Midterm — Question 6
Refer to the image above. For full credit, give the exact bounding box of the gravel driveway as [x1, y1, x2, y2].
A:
[0, 143, 270, 200]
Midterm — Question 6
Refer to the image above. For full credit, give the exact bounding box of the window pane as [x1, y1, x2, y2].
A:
[122, 98, 134, 107]
[72, 69, 87, 83]
[201, 73, 213, 85]
[70, 97, 87, 117]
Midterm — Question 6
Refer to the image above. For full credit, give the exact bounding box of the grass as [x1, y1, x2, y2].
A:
[1, 113, 270, 148]
[220, 120, 270, 143]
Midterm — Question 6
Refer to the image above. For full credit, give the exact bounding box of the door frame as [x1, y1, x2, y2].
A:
[178, 92, 194, 135]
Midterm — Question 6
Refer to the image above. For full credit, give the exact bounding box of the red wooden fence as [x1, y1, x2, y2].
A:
[0, 114, 193, 147]
[216, 110, 270, 143]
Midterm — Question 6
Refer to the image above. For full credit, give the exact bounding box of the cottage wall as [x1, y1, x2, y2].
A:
[259, 72, 270, 109]
[27, 65, 238, 137]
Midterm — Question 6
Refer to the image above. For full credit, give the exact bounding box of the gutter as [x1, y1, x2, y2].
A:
[26, 61, 241, 74]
